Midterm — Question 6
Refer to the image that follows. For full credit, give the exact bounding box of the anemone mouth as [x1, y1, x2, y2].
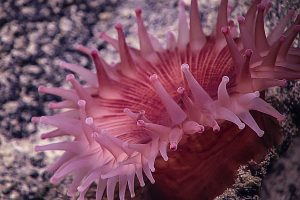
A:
[84, 40, 235, 141]
[33, 0, 299, 199]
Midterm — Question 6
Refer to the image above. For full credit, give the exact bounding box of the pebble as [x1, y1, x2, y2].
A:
[59, 17, 72, 32]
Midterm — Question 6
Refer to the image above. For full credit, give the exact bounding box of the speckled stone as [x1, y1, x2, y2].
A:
[0, 0, 119, 139]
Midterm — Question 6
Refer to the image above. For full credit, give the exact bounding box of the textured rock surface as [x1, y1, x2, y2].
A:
[0, 0, 299, 199]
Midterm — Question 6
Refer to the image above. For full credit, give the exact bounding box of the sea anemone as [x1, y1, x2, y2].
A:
[33, 0, 300, 199]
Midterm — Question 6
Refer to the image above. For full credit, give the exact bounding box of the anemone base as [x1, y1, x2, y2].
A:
[151, 111, 282, 200]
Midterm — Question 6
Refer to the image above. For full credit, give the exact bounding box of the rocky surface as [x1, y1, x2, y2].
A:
[0, 0, 299, 199]
[0, 0, 120, 139]
[261, 136, 300, 200]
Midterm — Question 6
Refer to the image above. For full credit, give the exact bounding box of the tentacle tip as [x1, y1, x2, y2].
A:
[38, 86, 45, 93]
[100, 175, 108, 180]
[213, 125, 220, 132]
[170, 143, 178, 151]
[40, 134, 47, 140]
[77, 186, 84, 193]
[279, 35, 286, 42]
[237, 16, 245, 24]
[264, 1, 272, 8]
[294, 25, 300, 32]
[85, 117, 94, 125]
[238, 123, 246, 130]
[166, 31, 173, 38]
[100, 129, 108, 135]
[135, 8, 142, 16]
[115, 23, 123, 30]
[137, 120, 145, 127]
[31, 116, 40, 123]
[130, 194, 136, 198]
[66, 74, 75, 81]
[253, 91, 260, 97]
[149, 74, 158, 81]
[177, 87, 185, 94]
[287, 10, 295, 16]
[140, 182, 146, 187]
[34, 146, 41, 152]
[139, 110, 145, 115]
[66, 190, 76, 197]
[50, 177, 58, 184]
[245, 49, 253, 56]
[221, 26, 229, 34]
[181, 63, 189, 71]
[48, 102, 55, 109]
[73, 43, 81, 49]
[78, 100, 86, 107]
[179, 0, 185, 7]
[91, 132, 98, 139]
[39, 116, 47, 122]
[257, 130, 264, 137]
[57, 59, 66, 67]
[222, 76, 229, 83]
[277, 115, 285, 122]
[257, 3, 265, 10]
[199, 125, 205, 133]
[123, 108, 130, 113]
[99, 32, 106, 38]
[228, 20, 235, 26]
[122, 141, 129, 149]
[90, 49, 99, 57]
[279, 79, 287, 87]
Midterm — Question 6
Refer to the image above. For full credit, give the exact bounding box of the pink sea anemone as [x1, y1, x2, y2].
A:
[33, 0, 300, 199]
